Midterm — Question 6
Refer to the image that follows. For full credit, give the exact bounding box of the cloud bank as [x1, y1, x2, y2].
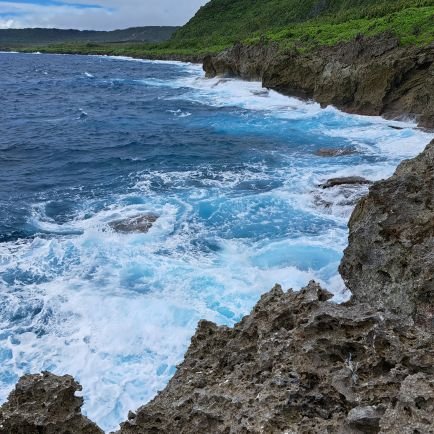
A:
[0, 0, 208, 30]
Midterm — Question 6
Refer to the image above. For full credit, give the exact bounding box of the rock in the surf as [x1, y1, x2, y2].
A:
[320, 176, 372, 189]
[314, 147, 359, 157]
[108, 213, 158, 234]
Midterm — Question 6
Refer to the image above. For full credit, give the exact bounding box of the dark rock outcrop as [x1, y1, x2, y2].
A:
[108, 213, 158, 234]
[204, 35, 434, 128]
[340, 140, 434, 325]
[0, 372, 103, 434]
[118, 282, 433, 434]
[320, 176, 372, 189]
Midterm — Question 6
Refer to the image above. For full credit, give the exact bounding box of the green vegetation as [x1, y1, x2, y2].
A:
[2, 1, 433, 58]
[172, 0, 434, 49]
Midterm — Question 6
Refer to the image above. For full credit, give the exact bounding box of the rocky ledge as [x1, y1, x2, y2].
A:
[203, 34, 434, 128]
[0, 157, 433, 431]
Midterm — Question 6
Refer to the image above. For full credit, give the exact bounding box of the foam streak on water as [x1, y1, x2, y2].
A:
[0, 53, 432, 431]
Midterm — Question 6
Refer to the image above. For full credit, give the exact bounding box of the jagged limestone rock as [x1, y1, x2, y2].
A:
[0, 372, 103, 434]
[118, 282, 433, 434]
[340, 140, 434, 325]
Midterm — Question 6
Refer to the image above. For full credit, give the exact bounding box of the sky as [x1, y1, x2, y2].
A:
[0, 0, 208, 30]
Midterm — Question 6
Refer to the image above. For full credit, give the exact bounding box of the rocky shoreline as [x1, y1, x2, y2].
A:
[1, 37, 433, 432]
[203, 34, 434, 129]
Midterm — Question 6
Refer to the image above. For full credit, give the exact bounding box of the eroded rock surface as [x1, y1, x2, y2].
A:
[118, 282, 433, 434]
[320, 176, 372, 189]
[108, 213, 158, 234]
[0, 372, 103, 434]
[340, 140, 434, 325]
[204, 35, 434, 128]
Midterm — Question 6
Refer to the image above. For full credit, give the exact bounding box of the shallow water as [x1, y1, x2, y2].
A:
[0, 52, 432, 431]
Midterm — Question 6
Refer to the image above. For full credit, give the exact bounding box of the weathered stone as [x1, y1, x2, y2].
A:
[117, 282, 432, 434]
[347, 406, 384, 433]
[340, 140, 434, 325]
[320, 176, 372, 189]
[0, 372, 103, 434]
[108, 213, 158, 234]
[380, 373, 434, 434]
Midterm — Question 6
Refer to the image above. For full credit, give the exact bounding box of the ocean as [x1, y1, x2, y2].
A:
[0, 52, 432, 431]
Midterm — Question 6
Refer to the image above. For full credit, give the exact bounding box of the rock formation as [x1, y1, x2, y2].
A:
[0, 372, 103, 434]
[203, 35, 434, 128]
[108, 213, 158, 234]
[320, 176, 372, 189]
[340, 140, 434, 326]
[117, 282, 433, 434]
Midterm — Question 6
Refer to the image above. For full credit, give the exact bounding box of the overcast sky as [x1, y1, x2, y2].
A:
[0, 0, 208, 30]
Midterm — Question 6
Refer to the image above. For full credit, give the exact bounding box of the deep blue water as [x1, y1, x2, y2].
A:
[0, 52, 432, 430]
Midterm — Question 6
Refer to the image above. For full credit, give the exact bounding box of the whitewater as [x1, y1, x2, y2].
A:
[0, 52, 432, 431]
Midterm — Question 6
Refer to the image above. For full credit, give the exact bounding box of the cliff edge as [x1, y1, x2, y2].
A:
[203, 35, 434, 128]
[340, 140, 434, 325]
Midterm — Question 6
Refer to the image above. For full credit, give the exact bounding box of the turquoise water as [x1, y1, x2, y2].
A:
[0, 52, 432, 430]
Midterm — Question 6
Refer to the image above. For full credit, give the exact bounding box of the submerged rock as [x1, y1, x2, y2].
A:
[340, 140, 434, 325]
[0, 372, 103, 434]
[314, 147, 359, 157]
[320, 176, 372, 189]
[108, 213, 158, 234]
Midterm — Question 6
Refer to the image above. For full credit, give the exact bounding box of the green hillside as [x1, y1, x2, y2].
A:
[169, 0, 434, 51]
[0, 26, 178, 47]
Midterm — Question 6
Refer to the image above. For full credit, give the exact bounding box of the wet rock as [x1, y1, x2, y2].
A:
[314, 147, 359, 157]
[204, 35, 434, 128]
[320, 176, 372, 189]
[117, 282, 432, 434]
[340, 140, 434, 325]
[108, 213, 158, 234]
[0, 372, 103, 434]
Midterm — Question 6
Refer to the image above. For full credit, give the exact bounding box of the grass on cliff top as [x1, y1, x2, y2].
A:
[172, 0, 434, 48]
[262, 6, 434, 51]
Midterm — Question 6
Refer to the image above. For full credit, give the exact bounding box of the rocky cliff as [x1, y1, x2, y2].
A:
[118, 282, 433, 434]
[203, 35, 434, 128]
[0, 372, 103, 434]
[340, 140, 434, 326]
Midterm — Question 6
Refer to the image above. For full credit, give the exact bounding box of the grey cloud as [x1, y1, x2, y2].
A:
[0, 0, 208, 30]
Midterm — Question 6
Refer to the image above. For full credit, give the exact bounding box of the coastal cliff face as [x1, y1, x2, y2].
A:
[203, 35, 434, 128]
[340, 140, 434, 325]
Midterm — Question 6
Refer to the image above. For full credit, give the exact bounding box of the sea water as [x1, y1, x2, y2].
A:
[0, 52, 432, 431]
